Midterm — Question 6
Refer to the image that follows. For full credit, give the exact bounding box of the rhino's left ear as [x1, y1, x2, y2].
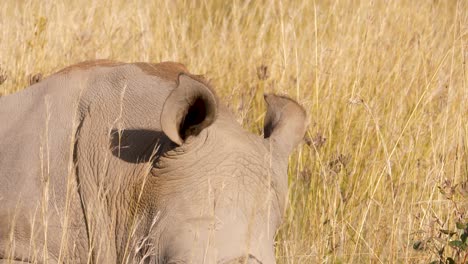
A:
[161, 74, 217, 145]
[264, 94, 308, 154]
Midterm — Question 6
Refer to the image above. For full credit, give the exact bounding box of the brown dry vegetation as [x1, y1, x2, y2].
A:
[0, 0, 467, 263]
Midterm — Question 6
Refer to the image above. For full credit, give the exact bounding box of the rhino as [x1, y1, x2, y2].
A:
[0, 60, 307, 264]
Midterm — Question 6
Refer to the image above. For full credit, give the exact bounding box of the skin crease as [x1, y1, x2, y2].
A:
[0, 61, 307, 264]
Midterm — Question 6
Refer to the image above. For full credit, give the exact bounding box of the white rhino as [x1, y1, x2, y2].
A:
[0, 60, 307, 264]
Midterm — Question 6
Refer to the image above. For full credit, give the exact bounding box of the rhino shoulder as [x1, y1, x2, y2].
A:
[54, 59, 124, 75]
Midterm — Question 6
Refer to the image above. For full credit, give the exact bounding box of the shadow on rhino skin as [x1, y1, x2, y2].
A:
[110, 129, 175, 164]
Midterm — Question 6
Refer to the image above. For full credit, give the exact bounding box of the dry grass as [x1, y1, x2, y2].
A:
[1, 0, 467, 263]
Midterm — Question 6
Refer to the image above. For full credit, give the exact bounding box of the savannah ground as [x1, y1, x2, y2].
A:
[0, 0, 467, 263]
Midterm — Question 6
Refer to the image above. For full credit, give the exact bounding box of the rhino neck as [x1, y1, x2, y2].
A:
[68, 69, 176, 262]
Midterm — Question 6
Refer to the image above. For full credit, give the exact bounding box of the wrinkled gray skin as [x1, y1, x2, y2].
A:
[0, 61, 307, 264]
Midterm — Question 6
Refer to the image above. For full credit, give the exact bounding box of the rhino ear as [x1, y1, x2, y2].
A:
[161, 74, 217, 145]
[264, 94, 307, 154]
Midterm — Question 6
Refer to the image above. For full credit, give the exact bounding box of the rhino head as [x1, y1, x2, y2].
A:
[150, 75, 307, 264]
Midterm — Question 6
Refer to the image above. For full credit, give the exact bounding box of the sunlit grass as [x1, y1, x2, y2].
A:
[0, 0, 467, 263]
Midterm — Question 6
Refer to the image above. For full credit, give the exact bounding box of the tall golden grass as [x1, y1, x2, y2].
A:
[0, 0, 467, 263]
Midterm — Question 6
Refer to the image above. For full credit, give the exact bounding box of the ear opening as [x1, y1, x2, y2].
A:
[180, 96, 208, 140]
[161, 74, 217, 145]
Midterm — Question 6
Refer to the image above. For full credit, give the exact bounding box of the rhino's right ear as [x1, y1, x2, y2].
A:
[264, 94, 308, 155]
[161, 74, 217, 146]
